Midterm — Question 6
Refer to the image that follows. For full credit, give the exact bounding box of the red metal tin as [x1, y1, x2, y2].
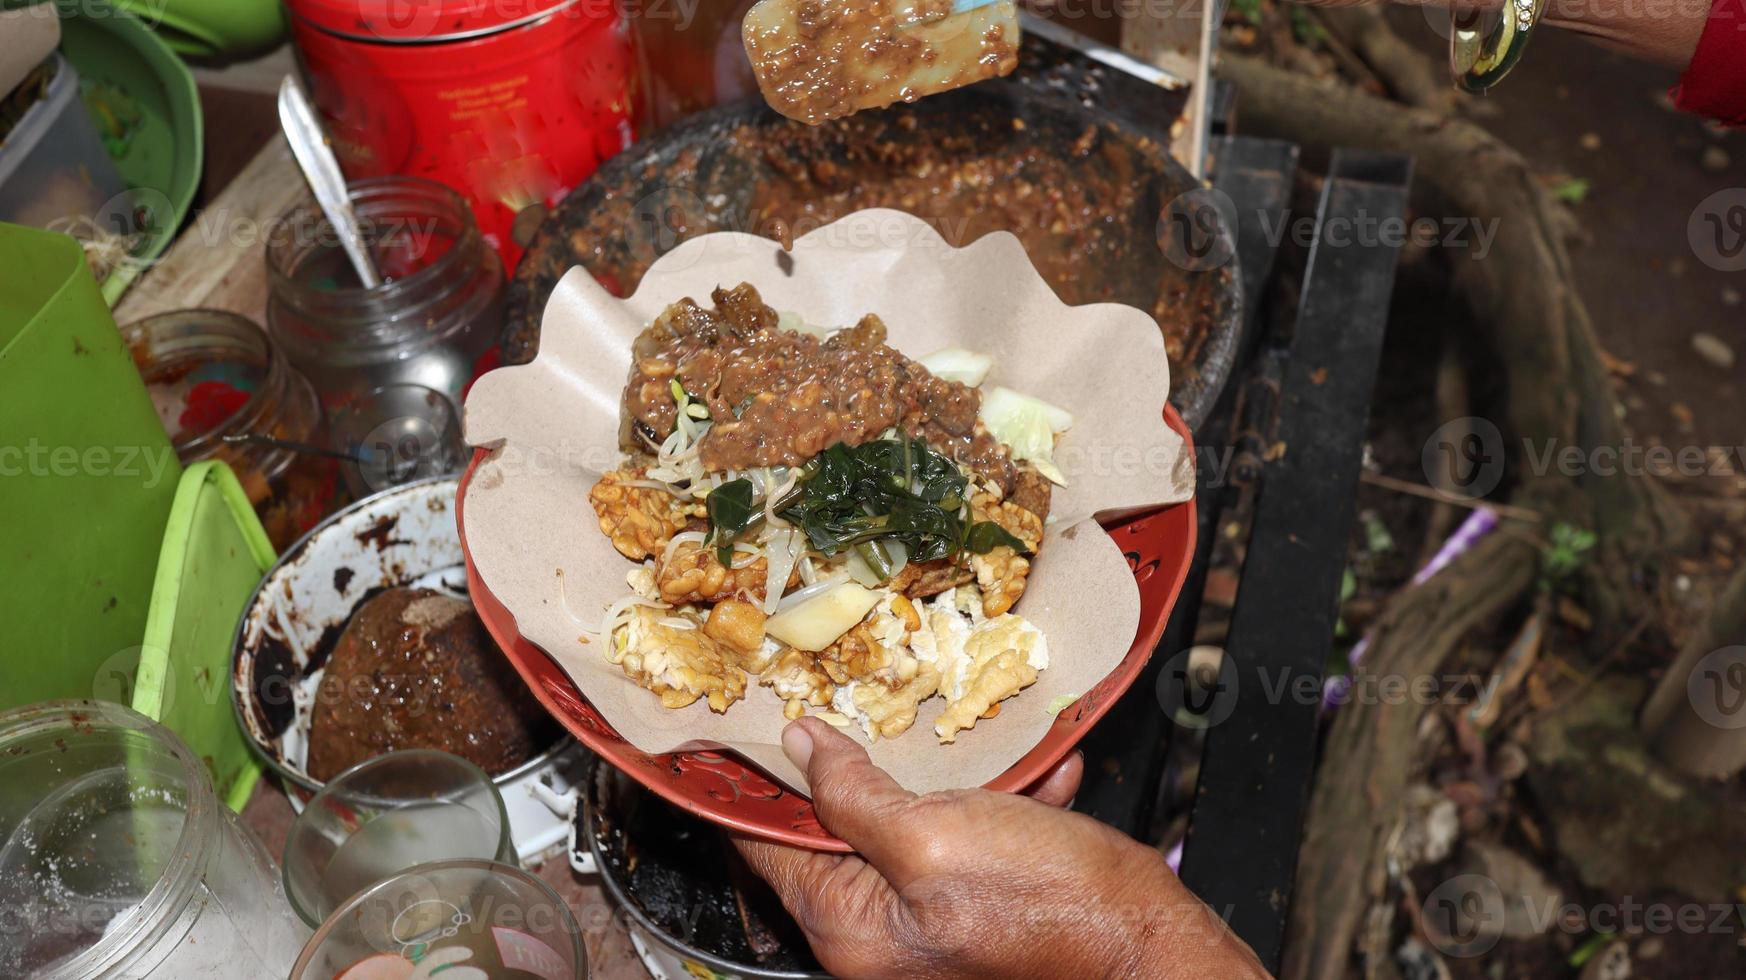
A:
[286, 0, 636, 271]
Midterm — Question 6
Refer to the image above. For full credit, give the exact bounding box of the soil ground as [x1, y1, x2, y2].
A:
[1387, 11, 1745, 462]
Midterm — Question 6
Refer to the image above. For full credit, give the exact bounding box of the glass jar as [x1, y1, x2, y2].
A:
[0, 701, 308, 978]
[630, 0, 761, 132]
[265, 176, 506, 418]
[123, 309, 339, 550]
[290, 861, 584, 979]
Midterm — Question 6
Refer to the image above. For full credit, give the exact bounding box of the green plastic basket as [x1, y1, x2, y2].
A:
[56, 0, 204, 305]
[113, 0, 287, 62]
[136, 461, 276, 811]
[0, 222, 182, 712]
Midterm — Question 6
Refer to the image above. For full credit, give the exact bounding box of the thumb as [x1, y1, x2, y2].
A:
[786, 718, 927, 884]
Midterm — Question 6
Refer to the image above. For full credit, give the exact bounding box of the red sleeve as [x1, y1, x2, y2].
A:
[1673, 0, 1746, 124]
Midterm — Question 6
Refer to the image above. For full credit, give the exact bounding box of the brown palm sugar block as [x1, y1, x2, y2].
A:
[306, 586, 556, 780]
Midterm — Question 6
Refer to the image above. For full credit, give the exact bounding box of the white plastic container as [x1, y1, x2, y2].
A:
[0, 700, 307, 978]
[0, 53, 130, 234]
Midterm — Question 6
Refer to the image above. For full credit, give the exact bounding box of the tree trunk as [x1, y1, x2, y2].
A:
[1286, 533, 1540, 980]
[1214, 55, 1692, 980]
[1641, 563, 1746, 777]
[1219, 52, 1689, 609]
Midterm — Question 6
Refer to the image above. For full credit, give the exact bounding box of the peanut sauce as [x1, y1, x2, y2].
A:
[622, 283, 1030, 500]
[744, 0, 1019, 125]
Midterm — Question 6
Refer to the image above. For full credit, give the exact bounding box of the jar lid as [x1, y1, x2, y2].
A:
[285, 0, 599, 42]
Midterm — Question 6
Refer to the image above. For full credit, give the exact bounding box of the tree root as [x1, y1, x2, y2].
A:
[1219, 53, 1690, 608]
[1214, 55, 1694, 980]
[1286, 533, 1539, 980]
[1418, 335, 1471, 569]
[1314, 7, 1458, 114]
[1641, 562, 1746, 777]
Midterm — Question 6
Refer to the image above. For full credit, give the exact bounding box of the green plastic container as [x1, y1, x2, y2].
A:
[0, 223, 181, 709]
[115, 0, 287, 61]
[57, 0, 204, 304]
[132, 461, 276, 811]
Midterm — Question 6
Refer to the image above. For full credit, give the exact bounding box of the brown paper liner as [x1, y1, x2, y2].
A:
[463, 209, 1192, 793]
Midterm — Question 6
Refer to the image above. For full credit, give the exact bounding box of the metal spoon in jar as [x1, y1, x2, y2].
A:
[277, 75, 381, 289]
[222, 433, 364, 464]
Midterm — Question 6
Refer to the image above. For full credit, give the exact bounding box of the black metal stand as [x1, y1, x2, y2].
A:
[1075, 137, 1413, 973]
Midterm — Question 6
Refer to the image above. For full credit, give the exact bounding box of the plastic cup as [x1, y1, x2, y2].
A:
[0, 700, 306, 977]
[283, 750, 516, 928]
[289, 860, 585, 980]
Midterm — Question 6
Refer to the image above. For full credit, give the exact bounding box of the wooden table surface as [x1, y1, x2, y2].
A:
[115, 138, 307, 327]
[120, 133, 658, 979]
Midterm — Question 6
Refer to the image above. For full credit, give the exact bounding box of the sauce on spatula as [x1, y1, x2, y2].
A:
[743, 0, 1021, 125]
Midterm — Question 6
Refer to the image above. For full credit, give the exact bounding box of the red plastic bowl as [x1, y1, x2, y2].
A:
[459, 406, 1198, 851]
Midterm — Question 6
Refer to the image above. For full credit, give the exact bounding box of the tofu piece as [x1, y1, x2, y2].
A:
[765, 582, 883, 652]
[932, 612, 1048, 743]
[760, 645, 835, 720]
[609, 607, 747, 712]
[704, 598, 772, 669]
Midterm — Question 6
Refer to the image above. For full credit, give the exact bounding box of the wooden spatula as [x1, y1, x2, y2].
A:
[743, 0, 1021, 126]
